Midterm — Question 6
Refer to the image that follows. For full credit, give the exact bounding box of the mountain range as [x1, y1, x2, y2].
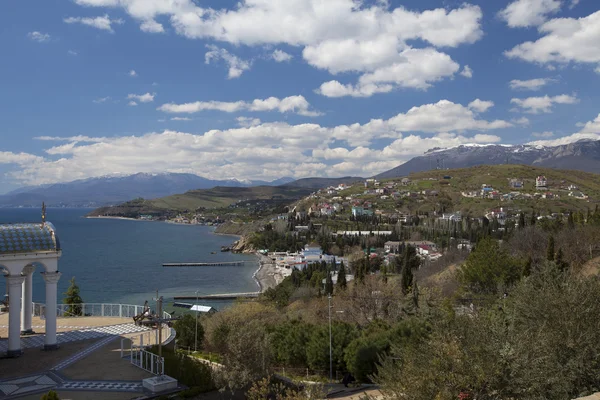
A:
[0, 173, 295, 207]
[375, 139, 600, 179]
[2, 139, 599, 207]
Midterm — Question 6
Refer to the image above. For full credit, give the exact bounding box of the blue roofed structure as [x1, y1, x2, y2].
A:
[0, 223, 60, 255]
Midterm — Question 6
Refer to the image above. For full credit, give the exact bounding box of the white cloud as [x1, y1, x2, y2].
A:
[4, 98, 510, 184]
[93, 96, 111, 104]
[468, 99, 494, 113]
[505, 10, 600, 72]
[532, 131, 554, 138]
[510, 94, 579, 113]
[527, 113, 600, 146]
[129, 69, 137, 77]
[64, 14, 124, 32]
[512, 117, 531, 126]
[460, 65, 473, 78]
[140, 20, 164, 33]
[272, 49, 293, 62]
[71, 1, 483, 94]
[318, 48, 460, 97]
[236, 117, 262, 128]
[127, 92, 155, 103]
[158, 95, 321, 117]
[68, 50, 78, 56]
[570, 0, 580, 8]
[499, 0, 561, 28]
[595, 66, 600, 74]
[128, 101, 138, 106]
[171, 117, 191, 121]
[27, 31, 51, 43]
[509, 78, 555, 91]
[205, 45, 252, 79]
[387, 99, 511, 133]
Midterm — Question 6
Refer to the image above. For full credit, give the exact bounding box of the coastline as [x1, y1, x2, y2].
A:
[85, 216, 143, 221]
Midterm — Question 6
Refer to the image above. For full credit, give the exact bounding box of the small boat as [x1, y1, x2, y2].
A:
[210, 251, 217, 254]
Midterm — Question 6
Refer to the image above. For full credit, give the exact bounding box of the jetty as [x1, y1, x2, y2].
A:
[174, 292, 260, 300]
[163, 261, 246, 267]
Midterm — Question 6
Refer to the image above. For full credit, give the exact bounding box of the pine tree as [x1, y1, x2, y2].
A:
[518, 212, 526, 229]
[63, 277, 83, 317]
[547, 236, 555, 262]
[336, 261, 347, 290]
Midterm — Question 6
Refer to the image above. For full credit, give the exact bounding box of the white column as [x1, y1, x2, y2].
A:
[20, 265, 35, 334]
[42, 271, 61, 350]
[6, 274, 25, 357]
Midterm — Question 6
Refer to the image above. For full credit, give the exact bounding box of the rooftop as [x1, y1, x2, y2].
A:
[0, 222, 60, 256]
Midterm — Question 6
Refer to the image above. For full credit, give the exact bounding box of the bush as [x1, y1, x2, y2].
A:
[149, 346, 214, 391]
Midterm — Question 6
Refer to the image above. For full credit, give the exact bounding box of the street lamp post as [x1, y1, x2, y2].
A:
[194, 290, 199, 353]
[328, 294, 332, 382]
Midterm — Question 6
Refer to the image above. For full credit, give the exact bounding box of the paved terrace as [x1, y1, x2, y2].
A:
[0, 312, 178, 400]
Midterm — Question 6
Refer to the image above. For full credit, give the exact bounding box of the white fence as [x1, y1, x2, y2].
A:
[32, 302, 172, 320]
[131, 347, 164, 375]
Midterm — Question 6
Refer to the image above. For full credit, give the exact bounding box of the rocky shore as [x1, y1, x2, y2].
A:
[253, 253, 287, 292]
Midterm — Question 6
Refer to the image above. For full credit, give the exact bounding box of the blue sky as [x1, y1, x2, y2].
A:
[0, 0, 599, 193]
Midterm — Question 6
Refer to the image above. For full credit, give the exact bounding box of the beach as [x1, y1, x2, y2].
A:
[254, 253, 288, 292]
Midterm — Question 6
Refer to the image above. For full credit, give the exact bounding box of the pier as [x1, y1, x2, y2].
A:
[163, 261, 246, 267]
[174, 292, 260, 300]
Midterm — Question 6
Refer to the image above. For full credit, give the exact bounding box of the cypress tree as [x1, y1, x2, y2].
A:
[325, 271, 334, 296]
[337, 261, 347, 290]
[547, 236, 555, 262]
[555, 248, 569, 272]
[518, 212, 526, 229]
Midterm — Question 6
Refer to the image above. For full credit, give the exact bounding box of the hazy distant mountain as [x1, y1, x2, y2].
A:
[284, 176, 364, 188]
[0, 173, 297, 207]
[375, 140, 600, 179]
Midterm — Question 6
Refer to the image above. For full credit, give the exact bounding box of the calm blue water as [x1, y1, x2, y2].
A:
[0, 209, 258, 310]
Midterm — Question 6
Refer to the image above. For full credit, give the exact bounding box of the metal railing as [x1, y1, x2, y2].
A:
[32, 302, 171, 320]
[131, 347, 164, 375]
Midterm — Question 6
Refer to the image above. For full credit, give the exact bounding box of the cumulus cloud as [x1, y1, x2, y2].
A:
[527, 113, 600, 146]
[171, 117, 191, 121]
[71, 0, 483, 94]
[509, 78, 555, 91]
[499, 0, 561, 28]
[64, 14, 124, 32]
[512, 117, 531, 126]
[2, 98, 510, 184]
[468, 99, 494, 113]
[460, 65, 473, 78]
[317, 48, 460, 97]
[127, 92, 155, 103]
[27, 31, 51, 43]
[205, 45, 252, 79]
[510, 94, 579, 113]
[505, 10, 600, 73]
[128, 101, 138, 106]
[129, 69, 137, 77]
[158, 95, 321, 117]
[140, 19, 164, 33]
[272, 49, 293, 62]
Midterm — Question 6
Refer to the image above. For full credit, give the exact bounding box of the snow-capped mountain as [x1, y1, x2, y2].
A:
[0, 173, 296, 207]
[375, 139, 600, 179]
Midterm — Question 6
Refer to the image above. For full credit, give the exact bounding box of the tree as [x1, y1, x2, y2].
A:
[555, 248, 569, 272]
[458, 237, 522, 295]
[337, 261, 347, 290]
[41, 390, 60, 400]
[173, 313, 204, 350]
[400, 246, 420, 295]
[518, 212, 526, 229]
[63, 277, 83, 317]
[547, 235, 555, 261]
[325, 271, 334, 296]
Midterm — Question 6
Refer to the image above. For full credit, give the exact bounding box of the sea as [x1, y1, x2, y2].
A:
[0, 208, 259, 311]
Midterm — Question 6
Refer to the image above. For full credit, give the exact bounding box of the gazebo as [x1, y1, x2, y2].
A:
[0, 220, 62, 357]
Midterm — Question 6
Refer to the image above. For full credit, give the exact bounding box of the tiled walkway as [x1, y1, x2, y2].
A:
[0, 323, 158, 399]
[0, 323, 150, 352]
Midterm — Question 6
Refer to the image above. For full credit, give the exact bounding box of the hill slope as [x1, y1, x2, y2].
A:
[375, 140, 600, 179]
